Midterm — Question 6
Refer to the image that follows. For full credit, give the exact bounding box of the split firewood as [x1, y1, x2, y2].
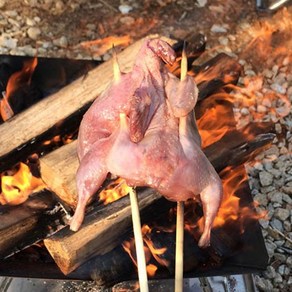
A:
[0, 191, 65, 258]
[44, 188, 161, 275]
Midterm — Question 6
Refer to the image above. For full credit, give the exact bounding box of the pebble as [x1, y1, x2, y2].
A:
[263, 265, 276, 279]
[0, 0, 6, 8]
[274, 208, 290, 221]
[254, 193, 268, 206]
[0, 36, 18, 49]
[271, 83, 286, 94]
[270, 218, 284, 232]
[210, 24, 227, 33]
[53, 36, 68, 48]
[120, 16, 135, 25]
[196, 0, 208, 7]
[259, 171, 274, 186]
[26, 17, 36, 26]
[119, 4, 133, 14]
[27, 27, 41, 40]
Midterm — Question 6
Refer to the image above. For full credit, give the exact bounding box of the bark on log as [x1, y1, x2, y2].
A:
[44, 188, 161, 275]
[0, 191, 65, 258]
[0, 36, 173, 172]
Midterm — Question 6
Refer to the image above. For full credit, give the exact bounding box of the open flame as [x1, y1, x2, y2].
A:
[122, 224, 168, 277]
[0, 57, 38, 121]
[79, 35, 131, 57]
[0, 162, 45, 205]
[99, 178, 129, 205]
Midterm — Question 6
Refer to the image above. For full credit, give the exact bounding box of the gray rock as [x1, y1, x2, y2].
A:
[0, 36, 18, 49]
[210, 24, 227, 33]
[278, 264, 285, 275]
[259, 218, 269, 229]
[259, 171, 274, 186]
[254, 193, 269, 206]
[282, 185, 292, 195]
[271, 83, 286, 94]
[270, 218, 284, 232]
[268, 191, 283, 204]
[27, 27, 41, 40]
[274, 253, 286, 263]
[274, 208, 290, 221]
[287, 256, 292, 267]
[273, 272, 283, 283]
[284, 221, 291, 232]
[265, 240, 277, 256]
[119, 4, 133, 14]
[263, 265, 276, 279]
[257, 104, 267, 113]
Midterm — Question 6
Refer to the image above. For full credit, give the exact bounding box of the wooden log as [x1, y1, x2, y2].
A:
[0, 190, 65, 258]
[44, 188, 161, 275]
[0, 36, 174, 172]
[40, 121, 274, 276]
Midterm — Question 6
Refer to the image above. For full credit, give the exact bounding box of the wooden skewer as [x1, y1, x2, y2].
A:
[128, 187, 149, 292]
[175, 201, 184, 292]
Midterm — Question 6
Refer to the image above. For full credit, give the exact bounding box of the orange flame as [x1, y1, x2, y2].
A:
[0, 57, 38, 121]
[79, 35, 131, 56]
[0, 162, 45, 205]
[197, 100, 232, 148]
[122, 224, 168, 277]
[99, 178, 130, 205]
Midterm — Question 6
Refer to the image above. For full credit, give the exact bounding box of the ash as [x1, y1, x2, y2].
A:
[0, 0, 291, 290]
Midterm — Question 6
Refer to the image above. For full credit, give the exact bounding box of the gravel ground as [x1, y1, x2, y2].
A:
[0, 0, 291, 291]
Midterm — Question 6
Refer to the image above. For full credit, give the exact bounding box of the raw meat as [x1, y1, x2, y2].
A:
[70, 38, 223, 247]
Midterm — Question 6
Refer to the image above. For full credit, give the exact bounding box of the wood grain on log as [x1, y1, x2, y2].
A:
[44, 188, 161, 275]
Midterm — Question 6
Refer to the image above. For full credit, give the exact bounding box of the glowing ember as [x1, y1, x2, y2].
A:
[0, 162, 45, 205]
[99, 178, 130, 205]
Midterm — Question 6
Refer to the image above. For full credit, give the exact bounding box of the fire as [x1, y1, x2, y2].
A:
[122, 224, 168, 277]
[0, 58, 38, 121]
[99, 178, 130, 205]
[197, 97, 232, 148]
[0, 162, 45, 205]
[79, 35, 131, 56]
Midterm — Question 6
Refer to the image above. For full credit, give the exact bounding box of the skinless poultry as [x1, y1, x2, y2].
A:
[70, 38, 223, 247]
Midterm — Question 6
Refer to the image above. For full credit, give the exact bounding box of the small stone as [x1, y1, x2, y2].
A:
[0, 0, 6, 8]
[268, 191, 283, 204]
[265, 145, 279, 156]
[5, 10, 18, 17]
[271, 83, 286, 94]
[240, 107, 249, 116]
[287, 256, 292, 266]
[55, 0, 65, 12]
[27, 27, 41, 40]
[0, 36, 18, 49]
[274, 208, 290, 221]
[254, 193, 268, 206]
[265, 241, 277, 256]
[210, 24, 227, 33]
[26, 17, 35, 26]
[273, 272, 283, 283]
[119, 16, 135, 25]
[270, 218, 284, 232]
[219, 36, 229, 46]
[86, 23, 96, 30]
[119, 4, 133, 14]
[196, 0, 208, 7]
[34, 16, 41, 23]
[58, 36, 68, 48]
[284, 221, 291, 232]
[259, 171, 274, 186]
[282, 186, 292, 195]
[263, 265, 276, 279]
[274, 253, 286, 263]
[259, 218, 269, 229]
[275, 123, 282, 134]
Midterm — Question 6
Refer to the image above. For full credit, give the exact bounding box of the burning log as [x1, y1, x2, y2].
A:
[0, 190, 65, 258]
[43, 188, 161, 275]
[40, 119, 274, 276]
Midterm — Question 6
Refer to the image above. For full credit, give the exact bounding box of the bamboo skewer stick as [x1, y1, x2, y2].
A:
[175, 201, 184, 292]
[128, 187, 149, 292]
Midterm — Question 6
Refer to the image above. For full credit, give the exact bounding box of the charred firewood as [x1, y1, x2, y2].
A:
[0, 190, 66, 259]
